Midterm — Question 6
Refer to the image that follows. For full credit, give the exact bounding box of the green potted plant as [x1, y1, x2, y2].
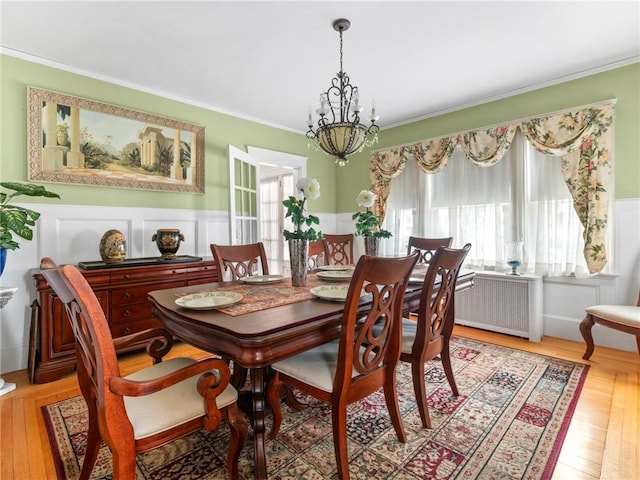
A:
[352, 189, 391, 256]
[0, 182, 60, 275]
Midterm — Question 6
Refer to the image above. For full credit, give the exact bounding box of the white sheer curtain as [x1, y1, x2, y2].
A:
[525, 142, 588, 276]
[383, 131, 587, 276]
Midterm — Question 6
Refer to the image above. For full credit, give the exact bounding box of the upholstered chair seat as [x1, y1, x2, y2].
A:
[580, 291, 640, 360]
[123, 357, 238, 439]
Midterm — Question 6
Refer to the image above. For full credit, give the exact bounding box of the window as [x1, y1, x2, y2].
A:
[383, 131, 592, 276]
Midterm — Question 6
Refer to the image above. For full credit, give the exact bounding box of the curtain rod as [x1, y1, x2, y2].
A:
[371, 98, 617, 154]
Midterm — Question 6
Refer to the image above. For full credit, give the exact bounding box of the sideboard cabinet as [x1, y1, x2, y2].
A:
[31, 258, 218, 383]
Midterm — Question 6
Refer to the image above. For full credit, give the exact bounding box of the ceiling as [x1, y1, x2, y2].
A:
[1, 1, 638, 133]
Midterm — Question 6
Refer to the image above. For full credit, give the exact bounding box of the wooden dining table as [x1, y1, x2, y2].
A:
[148, 269, 475, 479]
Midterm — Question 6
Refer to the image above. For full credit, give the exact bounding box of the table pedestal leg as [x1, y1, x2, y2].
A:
[251, 367, 267, 480]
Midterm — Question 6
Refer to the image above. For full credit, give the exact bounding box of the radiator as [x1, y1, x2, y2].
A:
[455, 270, 543, 341]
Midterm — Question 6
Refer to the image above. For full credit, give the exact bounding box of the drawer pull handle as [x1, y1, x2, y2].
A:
[123, 310, 131, 317]
[123, 293, 131, 300]
[124, 274, 130, 279]
[123, 327, 131, 335]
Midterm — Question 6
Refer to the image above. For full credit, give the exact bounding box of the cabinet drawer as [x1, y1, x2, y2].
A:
[111, 302, 154, 324]
[111, 267, 187, 283]
[112, 280, 184, 305]
[111, 318, 163, 338]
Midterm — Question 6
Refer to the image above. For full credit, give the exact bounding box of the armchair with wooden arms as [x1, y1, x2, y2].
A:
[266, 252, 419, 480]
[210, 242, 269, 280]
[39, 258, 247, 480]
[322, 233, 355, 266]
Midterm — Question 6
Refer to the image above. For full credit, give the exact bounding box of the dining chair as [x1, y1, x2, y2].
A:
[407, 236, 453, 264]
[322, 233, 355, 265]
[210, 242, 269, 280]
[580, 289, 640, 360]
[266, 252, 419, 480]
[39, 258, 247, 480]
[390, 244, 471, 428]
[308, 239, 326, 270]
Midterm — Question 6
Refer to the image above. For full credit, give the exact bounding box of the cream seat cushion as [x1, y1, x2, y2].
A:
[123, 357, 238, 439]
[372, 317, 416, 354]
[271, 341, 364, 392]
[586, 305, 640, 328]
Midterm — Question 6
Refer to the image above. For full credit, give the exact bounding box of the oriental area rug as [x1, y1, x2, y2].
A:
[42, 336, 588, 480]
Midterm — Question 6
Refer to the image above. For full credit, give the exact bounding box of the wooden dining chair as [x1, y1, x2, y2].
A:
[391, 244, 471, 428]
[580, 289, 640, 360]
[39, 258, 247, 480]
[322, 233, 355, 265]
[308, 239, 326, 270]
[266, 252, 419, 480]
[210, 242, 269, 280]
[407, 236, 453, 264]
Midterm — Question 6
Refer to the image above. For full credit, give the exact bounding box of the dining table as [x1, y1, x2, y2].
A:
[148, 267, 475, 479]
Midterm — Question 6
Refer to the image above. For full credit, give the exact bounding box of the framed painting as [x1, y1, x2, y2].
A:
[26, 87, 205, 193]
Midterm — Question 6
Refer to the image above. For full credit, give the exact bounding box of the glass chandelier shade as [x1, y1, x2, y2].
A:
[306, 19, 379, 167]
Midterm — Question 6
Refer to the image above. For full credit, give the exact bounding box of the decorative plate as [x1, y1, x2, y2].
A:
[175, 291, 243, 310]
[309, 285, 367, 302]
[318, 265, 353, 271]
[317, 270, 353, 282]
[239, 274, 285, 284]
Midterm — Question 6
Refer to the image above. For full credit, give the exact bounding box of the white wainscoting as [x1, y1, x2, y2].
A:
[1, 200, 638, 374]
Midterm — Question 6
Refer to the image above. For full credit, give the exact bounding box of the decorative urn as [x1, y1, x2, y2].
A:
[152, 229, 184, 259]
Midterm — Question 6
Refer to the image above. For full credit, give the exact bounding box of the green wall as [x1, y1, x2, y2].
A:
[336, 63, 640, 211]
[2, 55, 638, 216]
[0, 54, 337, 213]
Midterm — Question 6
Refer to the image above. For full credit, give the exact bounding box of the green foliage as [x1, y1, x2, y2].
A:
[282, 196, 322, 241]
[352, 209, 392, 239]
[0, 182, 60, 250]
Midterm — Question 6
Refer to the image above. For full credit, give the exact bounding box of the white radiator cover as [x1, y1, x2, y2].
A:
[455, 270, 543, 342]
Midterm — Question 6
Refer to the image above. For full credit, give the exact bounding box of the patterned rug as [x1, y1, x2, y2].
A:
[42, 336, 588, 479]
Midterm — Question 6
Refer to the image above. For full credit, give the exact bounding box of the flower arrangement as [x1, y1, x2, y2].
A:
[282, 177, 322, 241]
[352, 190, 391, 238]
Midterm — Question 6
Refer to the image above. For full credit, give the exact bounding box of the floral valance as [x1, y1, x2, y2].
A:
[369, 102, 615, 274]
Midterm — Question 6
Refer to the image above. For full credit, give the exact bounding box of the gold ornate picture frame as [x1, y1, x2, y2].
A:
[27, 87, 205, 194]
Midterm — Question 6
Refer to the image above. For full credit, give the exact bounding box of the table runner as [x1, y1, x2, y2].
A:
[175, 273, 341, 316]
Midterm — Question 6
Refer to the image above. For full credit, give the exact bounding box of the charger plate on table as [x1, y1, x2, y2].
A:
[318, 265, 353, 272]
[239, 274, 285, 284]
[176, 291, 243, 310]
[317, 270, 353, 282]
[309, 285, 367, 302]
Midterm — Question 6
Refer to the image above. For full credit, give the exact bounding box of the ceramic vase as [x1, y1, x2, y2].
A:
[0, 247, 6, 277]
[364, 236, 379, 257]
[152, 229, 185, 259]
[288, 239, 308, 287]
[99, 229, 127, 264]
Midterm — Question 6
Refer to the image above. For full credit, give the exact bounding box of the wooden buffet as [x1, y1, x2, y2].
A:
[30, 256, 218, 383]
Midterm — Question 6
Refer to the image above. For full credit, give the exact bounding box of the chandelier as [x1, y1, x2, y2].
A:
[306, 19, 379, 167]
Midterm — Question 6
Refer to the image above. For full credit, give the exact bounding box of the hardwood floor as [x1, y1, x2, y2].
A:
[1, 325, 638, 479]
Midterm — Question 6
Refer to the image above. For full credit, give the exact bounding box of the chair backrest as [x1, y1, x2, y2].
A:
[40, 258, 133, 440]
[334, 252, 419, 394]
[308, 240, 325, 270]
[407, 236, 453, 264]
[413, 244, 471, 357]
[210, 242, 269, 280]
[322, 233, 355, 265]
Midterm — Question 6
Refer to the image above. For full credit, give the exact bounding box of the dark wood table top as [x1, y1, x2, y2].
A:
[148, 270, 475, 368]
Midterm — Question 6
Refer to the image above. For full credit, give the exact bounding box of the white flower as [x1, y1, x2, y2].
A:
[297, 177, 320, 200]
[356, 190, 376, 209]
